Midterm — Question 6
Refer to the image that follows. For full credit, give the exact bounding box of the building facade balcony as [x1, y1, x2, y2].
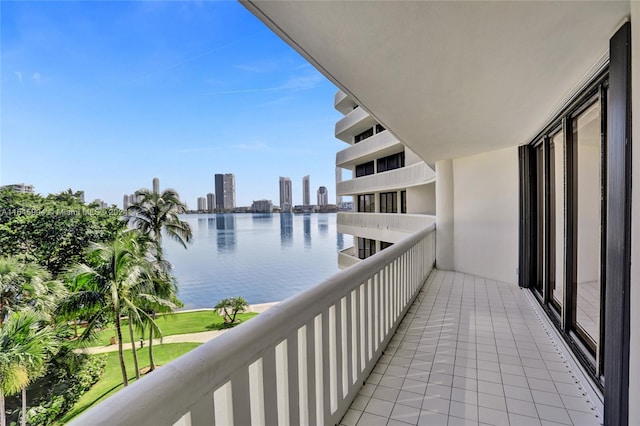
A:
[336, 130, 403, 169]
[335, 107, 377, 143]
[338, 246, 360, 269]
[337, 212, 435, 243]
[334, 90, 357, 115]
[337, 162, 436, 196]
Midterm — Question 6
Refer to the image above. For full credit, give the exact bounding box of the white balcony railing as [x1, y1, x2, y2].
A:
[334, 107, 377, 143]
[337, 162, 436, 196]
[334, 90, 356, 115]
[338, 212, 436, 237]
[336, 130, 402, 168]
[70, 225, 436, 426]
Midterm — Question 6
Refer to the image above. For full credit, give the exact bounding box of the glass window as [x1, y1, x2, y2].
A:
[357, 194, 375, 213]
[550, 131, 565, 310]
[380, 192, 397, 213]
[377, 151, 405, 173]
[401, 190, 407, 213]
[573, 100, 602, 348]
[355, 161, 375, 177]
[357, 237, 376, 259]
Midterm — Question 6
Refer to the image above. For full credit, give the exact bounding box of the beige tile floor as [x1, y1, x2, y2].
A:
[341, 270, 602, 426]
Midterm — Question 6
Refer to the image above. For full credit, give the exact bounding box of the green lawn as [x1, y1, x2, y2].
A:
[75, 310, 258, 347]
[60, 342, 201, 424]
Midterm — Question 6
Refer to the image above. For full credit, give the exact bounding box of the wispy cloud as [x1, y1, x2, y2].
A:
[14, 71, 23, 82]
[205, 71, 324, 96]
[31, 72, 41, 84]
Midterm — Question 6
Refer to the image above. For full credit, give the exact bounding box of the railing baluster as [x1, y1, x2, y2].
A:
[328, 305, 337, 414]
[366, 279, 373, 360]
[297, 326, 310, 426]
[287, 332, 300, 426]
[342, 295, 352, 396]
[262, 346, 279, 426]
[314, 314, 323, 425]
[321, 309, 332, 422]
[275, 340, 290, 426]
[336, 298, 345, 402]
[248, 359, 265, 426]
[373, 273, 379, 351]
[213, 382, 233, 426]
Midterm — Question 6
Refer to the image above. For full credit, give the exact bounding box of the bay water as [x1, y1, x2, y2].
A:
[163, 213, 352, 309]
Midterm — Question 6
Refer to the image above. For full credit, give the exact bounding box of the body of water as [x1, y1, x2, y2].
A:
[163, 213, 352, 309]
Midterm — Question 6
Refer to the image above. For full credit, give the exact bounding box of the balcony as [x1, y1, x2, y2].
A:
[70, 223, 602, 426]
[337, 162, 436, 196]
[71, 225, 437, 426]
[338, 246, 360, 269]
[335, 90, 357, 115]
[335, 107, 377, 143]
[336, 131, 403, 169]
[338, 212, 435, 243]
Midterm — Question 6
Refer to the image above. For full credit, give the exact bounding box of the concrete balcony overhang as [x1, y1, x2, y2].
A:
[335, 106, 377, 143]
[337, 212, 435, 243]
[337, 162, 436, 196]
[336, 130, 403, 169]
[242, 1, 629, 164]
[334, 90, 356, 115]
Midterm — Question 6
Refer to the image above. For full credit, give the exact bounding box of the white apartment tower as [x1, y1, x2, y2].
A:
[279, 177, 292, 212]
[334, 92, 435, 268]
[197, 197, 207, 211]
[153, 177, 160, 194]
[215, 173, 236, 210]
[302, 175, 310, 206]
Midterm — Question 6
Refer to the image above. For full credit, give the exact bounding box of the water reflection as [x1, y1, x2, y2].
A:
[216, 214, 236, 253]
[337, 232, 345, 251]
[303, 214, 311, 248]
[280, 213, 293, 246]
[252, 213, 273, 223]
[318, 214, 329, 235]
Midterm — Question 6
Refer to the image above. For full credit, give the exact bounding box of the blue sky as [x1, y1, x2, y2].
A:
[1, 1, 345, 208]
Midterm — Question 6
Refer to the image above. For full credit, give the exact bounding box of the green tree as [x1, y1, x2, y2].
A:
[58, 231, 157, 387]
[127, 188, 191, 371]
[214, 297, 249, 327]
[0, 189, 125, 276]
[0, 310, 55, 426]
[0, 257, 66, 327]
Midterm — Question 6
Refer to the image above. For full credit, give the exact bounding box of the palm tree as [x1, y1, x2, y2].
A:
[127, 188, 191, 371]
[59, 230, 156, 387]
[0, 257, 65, 327]
[0, 310, 55, 426]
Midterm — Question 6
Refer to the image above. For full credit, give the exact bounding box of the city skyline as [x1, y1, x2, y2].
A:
[1, 2, 345, 207]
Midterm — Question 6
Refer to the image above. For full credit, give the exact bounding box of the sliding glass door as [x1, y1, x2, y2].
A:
[530, 82, 607, 383]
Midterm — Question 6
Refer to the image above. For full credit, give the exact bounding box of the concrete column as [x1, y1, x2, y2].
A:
[435, 160, 454, 270]
[629, 3, 639, 424]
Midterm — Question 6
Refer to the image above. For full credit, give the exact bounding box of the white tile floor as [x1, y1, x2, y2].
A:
[341, 270, 602, 426]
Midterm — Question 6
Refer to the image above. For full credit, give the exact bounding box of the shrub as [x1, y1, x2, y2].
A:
[214, 297, 249, 327]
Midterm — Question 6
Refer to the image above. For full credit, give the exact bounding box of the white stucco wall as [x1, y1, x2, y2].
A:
[406, 183, 435, 215]
[629, 2, 639, 424]
[452, 146, 519, 284]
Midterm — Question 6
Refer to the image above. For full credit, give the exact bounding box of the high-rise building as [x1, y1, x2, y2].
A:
[279, 177, 292, 212]
[92, 199, 108, 208]
[302, 175, 310, 206]
[317, 186, 328, 206]
[197, 197, 207, 211]
[251, 199, 273, 213]
[123, 194, 129, 210]
[153, 177, 160, 194]
[215, 173, 236, 210]
[0, 183, 34, 194]
[206, 193, 215, 212]
[129, 194, 136, 206]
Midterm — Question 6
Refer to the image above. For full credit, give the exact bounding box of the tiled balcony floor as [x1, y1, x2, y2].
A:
[341, 270, 602, 426]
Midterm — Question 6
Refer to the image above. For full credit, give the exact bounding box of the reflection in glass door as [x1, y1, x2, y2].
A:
[528, 88, 606, 380]
[572, 101, 602, 351]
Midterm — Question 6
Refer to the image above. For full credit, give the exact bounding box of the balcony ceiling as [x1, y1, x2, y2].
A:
[242, 1, 629, 163]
